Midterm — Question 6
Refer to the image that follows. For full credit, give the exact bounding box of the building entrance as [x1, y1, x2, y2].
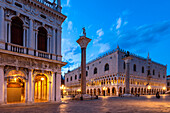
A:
[34, 74, 48, 102]
[7, 70, 26, 103]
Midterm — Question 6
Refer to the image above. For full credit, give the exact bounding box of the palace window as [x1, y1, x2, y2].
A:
[86, 71, 88, 77]
[38, 27, 47, 52]
[153, 70, 155, 75]
[67, 78, 68, 82]
[75, 75, 77, 80]
[94, 67, 97, 74]
[123, 62, 126, 70]
[79, 74, 81, 79]
[70, 76, 72, 81]
[11, 17, 23, 46]
[133, 64, 136, 72]
[142, 66, 144, 73]
[104, 63, 109, 71]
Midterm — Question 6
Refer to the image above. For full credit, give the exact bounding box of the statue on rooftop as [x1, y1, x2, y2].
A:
[82, 27, 86, 37]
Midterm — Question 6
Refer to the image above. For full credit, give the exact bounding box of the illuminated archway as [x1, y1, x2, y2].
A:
[7, 70, 26, 103]
[34, 74, 49, 102]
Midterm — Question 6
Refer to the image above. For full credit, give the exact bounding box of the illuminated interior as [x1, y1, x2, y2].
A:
[7, 70, 26, 103]
[34, 74, 48, 102]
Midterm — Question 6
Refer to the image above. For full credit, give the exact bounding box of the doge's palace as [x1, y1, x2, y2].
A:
[0, 0, 66, 104]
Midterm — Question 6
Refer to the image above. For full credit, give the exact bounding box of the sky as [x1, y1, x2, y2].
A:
[51, 0, 170, 76]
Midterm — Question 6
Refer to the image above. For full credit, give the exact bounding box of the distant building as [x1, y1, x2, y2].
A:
[167, 75, 170, 91]
[0, 0, 66, 104]
[65, 46, 167, 96]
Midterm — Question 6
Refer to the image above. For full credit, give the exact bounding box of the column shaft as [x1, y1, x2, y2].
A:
[28, 69, 33, 102]
[81, 48, 86, 94]
[0, 6, 4, 41]
[52, 28, 56, 54]
[49, 82, 51, 101]
[56, 29, 61, 60]
[52, 72, 55, 101]
[125, 62, 130, 94]
[56, 73, 61, 102]
[25, 81, 28, 103]
[28, 19, 34, 49]
[0, 66, 4, 104]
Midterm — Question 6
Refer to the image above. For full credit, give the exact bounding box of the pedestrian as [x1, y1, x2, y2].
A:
[156, 92, 160, 99]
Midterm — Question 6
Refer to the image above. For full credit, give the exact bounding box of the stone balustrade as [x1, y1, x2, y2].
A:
[4, 42, 62, 61]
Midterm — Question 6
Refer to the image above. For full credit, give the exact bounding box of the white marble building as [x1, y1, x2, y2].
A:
[65, 46, 167, 96]
[0, 0, 66, 104]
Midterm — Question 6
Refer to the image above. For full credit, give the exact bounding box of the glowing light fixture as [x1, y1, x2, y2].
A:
[41, 78, 44, 81]
[103, 87, 107, 91]
[163, 87, 166, 90]
[14, 78, 17, 82]
[77, 89, 81, 92]
[147, 85, 151, 90]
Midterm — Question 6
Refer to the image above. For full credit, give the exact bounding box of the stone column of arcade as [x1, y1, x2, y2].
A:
[122, 54, 133, 97]
[76, 28, 91, 100]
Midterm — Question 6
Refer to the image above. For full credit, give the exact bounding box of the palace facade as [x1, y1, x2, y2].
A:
[0, 0, 66, 104]
[65, 46, 167, 96]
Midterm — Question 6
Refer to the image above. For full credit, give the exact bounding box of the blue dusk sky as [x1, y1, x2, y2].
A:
[52, 0, 170, 75]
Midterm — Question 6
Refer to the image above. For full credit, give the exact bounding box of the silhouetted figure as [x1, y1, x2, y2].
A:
[156, 92, 160, 99]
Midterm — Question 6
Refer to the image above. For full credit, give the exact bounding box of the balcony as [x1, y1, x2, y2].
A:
[5, 43, 62, 61]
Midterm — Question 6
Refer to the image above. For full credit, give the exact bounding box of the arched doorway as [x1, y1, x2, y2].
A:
[123, 87, 125, 94]
[112, 87, 116, 95]
[97, 88, 100, 96]
[11, 17, 23, 46]
[90, 89, 92, 95]
[87, 89, 89, 94]
[34, 74, 48, 102]
[131, 88, 134, 94]
[94, 89, 96, 95]
[7, 70, 26, 103]
[119, 87, 122, 94]
[107, 88, 110, 96]
[38, 27, 47, 52]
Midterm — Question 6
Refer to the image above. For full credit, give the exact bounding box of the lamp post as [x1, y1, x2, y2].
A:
[147, 85, 151, 95]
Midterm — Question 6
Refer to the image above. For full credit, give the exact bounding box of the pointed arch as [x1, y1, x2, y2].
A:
[104, 63, 109, 71]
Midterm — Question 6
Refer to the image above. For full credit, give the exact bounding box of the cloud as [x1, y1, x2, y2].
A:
[116, 17, 122, 29]
[67, 21, 73, 30]
[117, 21, 170, 51]
[93, 28, 104, 44]
[63, 0, 70, 7]
[98, 43, 110, 53]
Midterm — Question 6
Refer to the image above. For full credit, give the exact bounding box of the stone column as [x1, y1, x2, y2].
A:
[28, 19, 34, 49]
[25, 80, 28, 103]
[0, 66, 4, 104]
[56, 28, 61, 61]
[123, 56, 133, 94]
[51, 28, 56, 54]
[28, 69, 33, 103]
[49, 81, 52, 101]
[0, 6, 4, 42]
[56, 73, 61, 102]
[35, 30, 38, 50]
[52, 72, 56, 101]
[4, 79, 7, 104]
[23, 26, 26, 47]
[77, 36, 91, 95]
[7, 22, 11, 43]
[47, 35, 50, 53]
[110, 87, 112, 96]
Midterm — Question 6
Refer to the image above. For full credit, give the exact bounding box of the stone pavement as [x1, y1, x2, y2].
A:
[0, 95, 170, 113]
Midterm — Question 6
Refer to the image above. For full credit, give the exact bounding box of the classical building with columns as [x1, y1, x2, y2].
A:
[0, 0, 66, 104]
[65, 46, 167, 96]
